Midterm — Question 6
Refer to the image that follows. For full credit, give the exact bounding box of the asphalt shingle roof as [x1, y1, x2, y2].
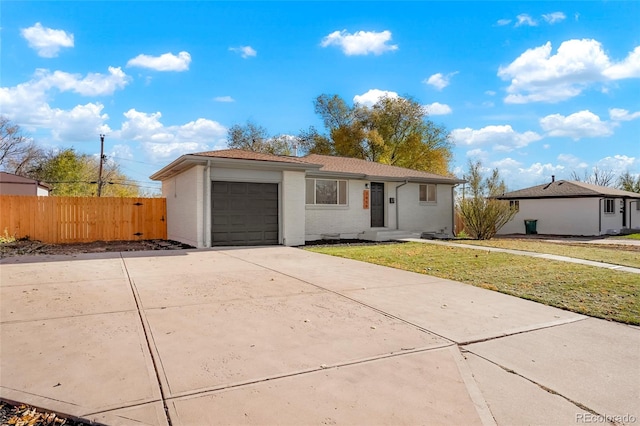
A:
[191, 149, 313, 165]
[497, 180, 640, 199]
[187, 150, 460, 182]
[303, 154, 461, 182]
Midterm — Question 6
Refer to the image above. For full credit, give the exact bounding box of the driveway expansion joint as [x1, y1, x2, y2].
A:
[461, 348, 606, 421]
[164, 342, 456, 401]
[456, 316, 589, 346]
[119, 255, 173, 426]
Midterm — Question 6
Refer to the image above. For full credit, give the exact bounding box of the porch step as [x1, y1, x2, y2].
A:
[359, 230, 423, 242]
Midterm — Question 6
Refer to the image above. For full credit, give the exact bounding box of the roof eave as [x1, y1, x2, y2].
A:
[150, 154, 322, 181]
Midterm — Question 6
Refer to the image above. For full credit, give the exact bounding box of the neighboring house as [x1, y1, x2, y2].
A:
[496, 178, 640, 236]
[150, 149, 464, 247]
[0, 172, 51, 196]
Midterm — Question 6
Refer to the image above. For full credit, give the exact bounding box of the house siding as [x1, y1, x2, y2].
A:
[281, 170, 306, 246]
[498, 197, 640, 236]
[305, 179, 370, 240]
[397, 183, 454, 234]
[305, 180, 455, 240]
[162, 165, 204, 247]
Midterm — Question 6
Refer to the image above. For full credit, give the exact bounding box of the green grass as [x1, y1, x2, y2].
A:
[452, 238, 640, 269]
[0, 228, 16, 244]
[613, 233, 640, 240]
[306, 242, 640, 325]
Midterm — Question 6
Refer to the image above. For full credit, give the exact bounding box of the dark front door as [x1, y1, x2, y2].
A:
[211, 181, 279, 246]
[370, 182, 384, 227]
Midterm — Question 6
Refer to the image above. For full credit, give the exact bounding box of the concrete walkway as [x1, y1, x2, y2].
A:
[1, 247, 638, 425]
[401, 238, 640, 274]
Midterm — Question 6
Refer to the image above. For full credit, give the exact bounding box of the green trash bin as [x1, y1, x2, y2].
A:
[524, 219, 538, 235]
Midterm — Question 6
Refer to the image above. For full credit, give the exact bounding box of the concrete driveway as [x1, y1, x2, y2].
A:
[1, 247, 638, 425]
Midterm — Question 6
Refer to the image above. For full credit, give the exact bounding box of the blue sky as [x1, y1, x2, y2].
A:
[2, 1, 639, 194]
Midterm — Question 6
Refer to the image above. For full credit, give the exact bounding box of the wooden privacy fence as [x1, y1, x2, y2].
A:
[0, 196, 167, 243]
[454, 210, 466, 235]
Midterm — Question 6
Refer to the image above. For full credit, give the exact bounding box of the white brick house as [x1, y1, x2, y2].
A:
[496, 179, 640, 236]
[150, 149, 464, 247]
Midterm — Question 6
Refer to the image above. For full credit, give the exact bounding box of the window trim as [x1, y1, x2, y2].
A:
[510, 200, 520, 212]
[419, 184, 437, 203]
[305, 178, 348, 206]
[603, 198, 615, 214]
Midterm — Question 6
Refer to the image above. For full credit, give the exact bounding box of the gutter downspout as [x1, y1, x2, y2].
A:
[598, 198, 604, 235]
[452, 184, 461, 237]
[203, 160, 212, 248]
[630, 200, 640, 230]
[395, 180, 409, 230]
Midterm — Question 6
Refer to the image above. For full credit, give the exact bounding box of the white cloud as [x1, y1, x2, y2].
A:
[21, 22, 74, 58]
[557, 153, 587, 168]
[118, 109, 227, 160]
[515, 14, 537, 27]
[518, 162, 565, 180]
[0, 68, 127, 140]
[229, 46, 257, 59]
[451, 125, 542, 152]
[353, 89, 398, 107]
[499, 39, 640, 104]
[609, 108, 640, 121]
[46, 67, 130, 96]
[485, 90, 496, 96]
[424, 72, 457, 90]
[50, 103, 111, 142]
[423, 102, 452, 115]
[214, 96, 235, 103]
[492, 157, 522, 169]
[111, 144, 133, 160]
[320, 30, 398, 56]
[496, 19, 512, 26]
[539, 110, 614, 140]
[127, 51, 191, 71]
[542, 12, 566, 24]
[466, 148, 486, 157]
[596, 155, 638, 175]
[603, 46, 640, 79]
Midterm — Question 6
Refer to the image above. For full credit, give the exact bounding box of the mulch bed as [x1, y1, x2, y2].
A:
[0, 401, 97, 426]
[0, 239, 194, 259]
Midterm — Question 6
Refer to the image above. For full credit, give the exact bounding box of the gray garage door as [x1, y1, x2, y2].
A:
[211, 181, 279, 246]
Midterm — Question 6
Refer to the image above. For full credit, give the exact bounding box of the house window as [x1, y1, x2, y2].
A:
[510, 200, 520, 211]
[306, 179, 347, 205]
[604, 199, 615, 214]
[419, 184, 437, 202]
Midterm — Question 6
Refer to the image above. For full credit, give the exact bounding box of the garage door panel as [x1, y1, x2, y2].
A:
[264, 215, 278, 225]
[211, 181, 279, 246]
[212, 216, 229, 225]
[213, 182, 229, 193]
[229, 183, 248, 194]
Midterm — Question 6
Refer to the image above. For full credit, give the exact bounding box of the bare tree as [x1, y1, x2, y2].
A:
[618, 171, 640, 193]
[570, 167, 616, 187]
[458, 160, 518, 240]
[0, 116, 41, 172]
[227, 121, 293, 155]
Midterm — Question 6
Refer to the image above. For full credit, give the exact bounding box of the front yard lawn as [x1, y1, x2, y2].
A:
[455, 238, 640, 268]
[306, 242, 640, 325]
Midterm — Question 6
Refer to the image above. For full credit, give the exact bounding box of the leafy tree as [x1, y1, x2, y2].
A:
[618, 171, 640, 193]
[570, 167, 616, 187]
[26, 148, 139, 197]
[227, 121, 293, 155]
[0, 116, 45, 173]
[458, 160, 517, 240]
[299, 94, 453, 175]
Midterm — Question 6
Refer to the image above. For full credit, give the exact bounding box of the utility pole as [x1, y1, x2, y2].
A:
[97, 134, 105, 197]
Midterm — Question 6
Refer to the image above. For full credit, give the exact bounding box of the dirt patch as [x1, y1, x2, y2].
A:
[0, 239, 194, 259]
